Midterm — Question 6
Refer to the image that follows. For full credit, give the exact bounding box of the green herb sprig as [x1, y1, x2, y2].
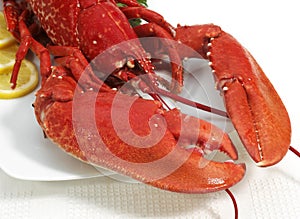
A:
[117, 0, 148, 27]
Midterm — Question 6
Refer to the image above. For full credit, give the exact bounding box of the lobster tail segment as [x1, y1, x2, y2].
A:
[208, 31, 291, 167]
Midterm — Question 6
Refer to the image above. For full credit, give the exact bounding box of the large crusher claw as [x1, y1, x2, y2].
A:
[34, 67, 245, 193]
[175, 24, 291, 167]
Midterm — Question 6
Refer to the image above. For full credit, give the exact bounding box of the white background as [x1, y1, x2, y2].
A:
[0, 0, 299, 218]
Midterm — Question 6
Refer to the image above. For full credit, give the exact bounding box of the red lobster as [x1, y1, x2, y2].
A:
[3, 0, 297, 212]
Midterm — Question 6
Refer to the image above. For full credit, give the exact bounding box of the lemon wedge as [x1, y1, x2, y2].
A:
[0, 58, 39, 99]
[0, 11, 16, 49]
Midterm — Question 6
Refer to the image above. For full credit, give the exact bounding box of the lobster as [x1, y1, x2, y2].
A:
[2, 0, 299, 217]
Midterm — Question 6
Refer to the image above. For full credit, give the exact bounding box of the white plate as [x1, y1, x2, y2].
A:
[0, 91, 113, 180]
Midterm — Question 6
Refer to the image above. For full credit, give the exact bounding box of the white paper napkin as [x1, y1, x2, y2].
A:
[1, 141, 299, 219]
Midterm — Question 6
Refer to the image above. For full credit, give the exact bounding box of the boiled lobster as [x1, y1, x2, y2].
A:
[2, 0, 296, 206]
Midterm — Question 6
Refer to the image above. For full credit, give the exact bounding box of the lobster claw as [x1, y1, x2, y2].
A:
[175, 25, 291, 167]
[74, 96, 246, 193]
[34, 67, 245, 193]
[75, 96, 245, 193]
[150, 108, 246, 193]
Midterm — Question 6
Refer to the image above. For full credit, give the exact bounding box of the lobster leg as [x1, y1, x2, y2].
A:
[7, 18, 51, 88]
[48, 45, 112, 92]
[175, 24, 291, 167]
[134, 23, 183, 92]
[34, 64, 245, 193]
[120, 7, 186, 92]
[3, 0, 20, 40]
[121, 7, 174, 35]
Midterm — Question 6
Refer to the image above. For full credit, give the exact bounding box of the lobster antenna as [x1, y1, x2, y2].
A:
[289, 146, 300, 157]
[225, 189, 238, 219]
[145, 77, 228, 117]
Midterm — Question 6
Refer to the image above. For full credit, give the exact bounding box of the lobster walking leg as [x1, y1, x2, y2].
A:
[134, 23, 183, 92]
[121, 6, 185, 92]
[4, 12, 52, 88]
[121, 6, 174, 35]
[3, 0, 23, 39]
[48, 45, 113, 92]
[175, 24, 291, 166]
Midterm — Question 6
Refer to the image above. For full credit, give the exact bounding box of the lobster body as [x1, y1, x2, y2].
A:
[2, 0, 292, 196]
[28, 0, 156, 76]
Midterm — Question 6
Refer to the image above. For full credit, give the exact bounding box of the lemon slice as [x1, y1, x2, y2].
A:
[0, 49, 17, 73]
[0, 59, 39, 99]
[0, 11, 38, 99]
[0, 44, 19, 71]
[0, 11, 16, 49]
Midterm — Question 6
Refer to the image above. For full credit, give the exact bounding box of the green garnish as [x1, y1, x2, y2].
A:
[137, 0, 148, 7]
[117, 0, 148, 27]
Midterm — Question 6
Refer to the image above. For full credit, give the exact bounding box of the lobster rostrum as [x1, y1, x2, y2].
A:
[3, 0, 296, 200]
